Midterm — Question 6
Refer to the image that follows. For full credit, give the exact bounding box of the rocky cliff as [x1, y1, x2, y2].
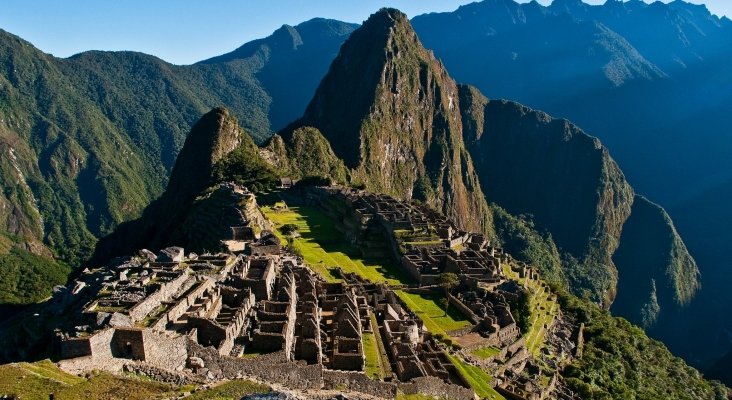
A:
[611, 196, 700, 327]
[286, 9, 492, 234]
[460, 88, 633, 305]
[458, 85, 700, 315]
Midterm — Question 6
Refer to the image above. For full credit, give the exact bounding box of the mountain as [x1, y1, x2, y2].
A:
[200, 18, 358, 132]
[275, 8, 698, 332]
[90, 107, 278, 262]
[284, 9, 492, 234]
[411, 0, 732, 368]
[0, 18, 354, 291]
[8, 7, 720, 396]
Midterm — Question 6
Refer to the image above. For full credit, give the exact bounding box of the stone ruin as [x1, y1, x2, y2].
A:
[53, 183, 582, 400]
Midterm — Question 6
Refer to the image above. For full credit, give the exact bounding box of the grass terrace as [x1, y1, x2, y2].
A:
[394, 291, 471, 337]
[447, 354, 505, 399]
[186, 379, 270, 400]
[503, 263, 559, 357]
[471, 346, 501, 359]
[363, 332, 385, 379]
[261, 203, 412, 285]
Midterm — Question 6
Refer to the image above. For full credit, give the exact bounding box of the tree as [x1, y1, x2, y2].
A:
[438, 298, 450, 317]
[437, 272, 459, 316]
[280, 224, 299, 236]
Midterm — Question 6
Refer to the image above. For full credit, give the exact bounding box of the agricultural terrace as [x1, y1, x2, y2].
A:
[394, 291, 471, 337]
[261, 202, 412, 285]
[447, 354, 505, 400]
[503, 263, 559, 357]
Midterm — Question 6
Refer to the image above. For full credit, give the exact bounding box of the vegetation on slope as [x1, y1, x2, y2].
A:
[90, 108, 261, 262]
[0, 233, 70, 304]
[491, 205, 564, 286]
[558, 290, 728, 400]
[0, 18, 354, 274]
[611, 196, 700, 328]
[262, 127, 349, 183]
[0, 359, 185, 399]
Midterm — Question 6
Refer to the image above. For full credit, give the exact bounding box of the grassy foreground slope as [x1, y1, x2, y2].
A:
[0, 360, 182, 399]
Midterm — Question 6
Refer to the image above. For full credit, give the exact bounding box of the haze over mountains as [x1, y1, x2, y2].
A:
[0, 0, 730, 384]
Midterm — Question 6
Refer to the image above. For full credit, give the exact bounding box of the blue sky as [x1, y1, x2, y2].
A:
[0, 0, 728, 65]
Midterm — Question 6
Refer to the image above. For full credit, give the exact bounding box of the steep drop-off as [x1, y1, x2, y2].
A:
[458, 86, 700, 319]
[460, 88, 633, 305]
[287, 9, 492, 234]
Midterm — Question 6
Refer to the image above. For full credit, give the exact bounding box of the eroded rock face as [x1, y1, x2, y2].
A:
[287, 8, 492, 235]
[461, 93, 633, 305]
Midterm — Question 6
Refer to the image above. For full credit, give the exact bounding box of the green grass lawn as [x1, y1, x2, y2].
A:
[394, 291, 471, 336]
[362, 332, 384, 379]
[0, 360, 185, 399]
[447, 354, 505, 400]
[261, 204, 412, 285]
[471, 346, 501, 359]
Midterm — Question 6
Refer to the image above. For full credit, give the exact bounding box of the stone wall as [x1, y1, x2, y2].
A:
[60, 337, 92, 359]
[155, 279, 215, 330]
[112, 328, 145, 359]
[397, 376, 475, 400]
[188, 342, 323, 389]
[448, 293, 482, 325]
[142, 330, 188, 371]
[128, 270, 189, 321]
[322, 370, 396, 398]
[89, 328, 115, 358]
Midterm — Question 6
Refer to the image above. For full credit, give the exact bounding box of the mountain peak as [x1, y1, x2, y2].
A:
[165, 107, 241, 206]
[287, 8, 493, 234]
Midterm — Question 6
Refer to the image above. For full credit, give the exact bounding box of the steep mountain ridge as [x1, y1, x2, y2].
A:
[90, 108, 250, 262]
[459, 90, 634, 306]
[611, 195, 700, 328]
[200, 18, 358, 132]
[287, 9, 492, 234]
[459, 86, 699, 322]
[274, 9, 700, 324]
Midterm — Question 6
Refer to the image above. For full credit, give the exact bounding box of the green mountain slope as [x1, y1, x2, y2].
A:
[611, 196, 700, 328]
[90, 107, 276, 261]
[0, 19, 354, 275]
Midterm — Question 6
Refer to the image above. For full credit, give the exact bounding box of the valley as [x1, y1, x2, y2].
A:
[0, 1, 730, 399]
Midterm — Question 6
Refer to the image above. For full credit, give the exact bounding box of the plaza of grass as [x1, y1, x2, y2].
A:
[261, 197, 556, 398]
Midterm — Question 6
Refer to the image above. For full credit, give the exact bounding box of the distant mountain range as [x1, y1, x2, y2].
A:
[0, 0, 730, 380]
[411, 0, 732, 370]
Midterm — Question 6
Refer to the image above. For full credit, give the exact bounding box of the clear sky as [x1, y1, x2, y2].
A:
[0, 0, 728, 65]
